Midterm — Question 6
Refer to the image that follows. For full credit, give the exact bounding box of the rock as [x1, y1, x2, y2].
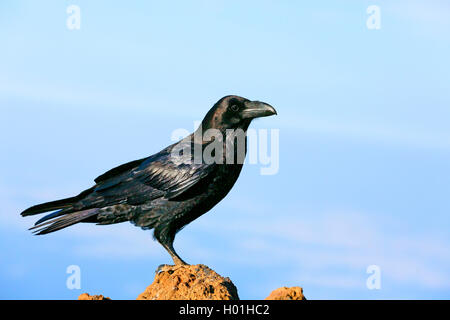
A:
[137, 264, 239, 300]
[78, 293, 110, 300]
[265, 286, 306, 300]
[76, 265, 306, 300]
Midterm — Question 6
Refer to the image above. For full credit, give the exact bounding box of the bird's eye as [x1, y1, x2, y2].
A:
[230, 105, 239, 112]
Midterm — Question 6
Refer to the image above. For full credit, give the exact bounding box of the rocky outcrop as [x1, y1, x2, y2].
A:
[78, 264, 305, 300]
[78, 293, 110, 300]
[265, 286, 306, 300]
[137, 264, 239, 300]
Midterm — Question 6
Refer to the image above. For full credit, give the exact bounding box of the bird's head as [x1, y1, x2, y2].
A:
[199, 95, 277, 132]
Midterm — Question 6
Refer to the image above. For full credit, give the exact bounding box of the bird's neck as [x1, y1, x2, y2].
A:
[191, 127, 248, 165]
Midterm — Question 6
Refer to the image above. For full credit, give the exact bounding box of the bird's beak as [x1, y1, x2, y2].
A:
[241, 101, 277, 119]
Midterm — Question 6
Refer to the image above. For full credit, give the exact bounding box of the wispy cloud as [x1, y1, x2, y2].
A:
[279, 113, 450, 151]
[190, 200, 450, 290]
[388, 0, 450, 32]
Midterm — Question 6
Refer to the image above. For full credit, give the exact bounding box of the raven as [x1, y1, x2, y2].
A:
[21, 95, 277, 265]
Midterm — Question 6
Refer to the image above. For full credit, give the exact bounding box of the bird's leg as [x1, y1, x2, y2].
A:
[164, 242, 188, 265]
[155, 243, 188, 274]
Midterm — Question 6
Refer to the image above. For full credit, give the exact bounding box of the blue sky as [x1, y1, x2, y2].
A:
[1, 0, 449, 299]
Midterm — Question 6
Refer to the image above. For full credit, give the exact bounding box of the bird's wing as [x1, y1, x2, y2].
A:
[94, 157, 148, 184]
[89, 142, 217, 205]
[22, 140, 217, 232]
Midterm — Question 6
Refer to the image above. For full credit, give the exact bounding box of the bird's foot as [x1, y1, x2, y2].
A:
[155, 264, 174, 274]
[155, 259, 189, 274]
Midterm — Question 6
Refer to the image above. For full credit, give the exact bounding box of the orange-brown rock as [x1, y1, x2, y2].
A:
[78, 293, 110, 300]
[76, 266, 306, 300]
[137, 264, 239, 300]
[265, 286, 305, 300]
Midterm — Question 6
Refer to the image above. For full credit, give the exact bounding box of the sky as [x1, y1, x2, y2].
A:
[0, 0, 449, 299]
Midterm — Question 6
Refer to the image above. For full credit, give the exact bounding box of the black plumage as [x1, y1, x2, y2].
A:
[21, 95, 277, 265]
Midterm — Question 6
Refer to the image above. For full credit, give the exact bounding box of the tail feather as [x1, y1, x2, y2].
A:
[21, 186, 96, 216]
[21, 197, 76, 216]
[33, 208, 78, 226]
[30, 208, 99, 235]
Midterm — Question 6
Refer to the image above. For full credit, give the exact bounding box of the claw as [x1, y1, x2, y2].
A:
[155, 264, 174, 274]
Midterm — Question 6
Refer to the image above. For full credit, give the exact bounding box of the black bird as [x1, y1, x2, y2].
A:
[21, 95, 277, 265]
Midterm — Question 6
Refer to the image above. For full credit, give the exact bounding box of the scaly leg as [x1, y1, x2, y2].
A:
[155, 242, 188, 274]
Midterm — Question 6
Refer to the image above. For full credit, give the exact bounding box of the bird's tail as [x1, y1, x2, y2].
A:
[29, 208, 99, 235]
[21, 186, 95, 217]
[21, 186, 99, 235]
[21, 196, 78, 217]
